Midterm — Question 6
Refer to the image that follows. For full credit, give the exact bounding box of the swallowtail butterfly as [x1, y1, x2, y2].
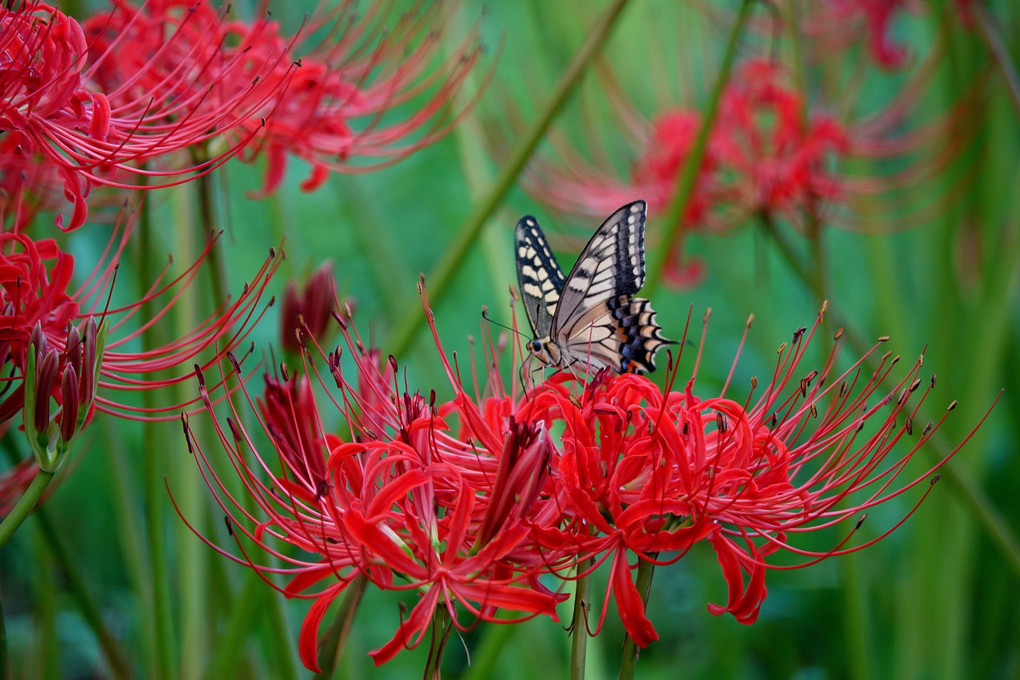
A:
[514, 200, 671, 374]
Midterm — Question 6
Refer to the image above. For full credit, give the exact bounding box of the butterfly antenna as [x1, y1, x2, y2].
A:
[481, 307, 530, 341]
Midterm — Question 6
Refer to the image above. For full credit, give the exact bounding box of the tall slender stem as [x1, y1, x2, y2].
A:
[138, 196, 177, 680]
[389, 0, 636, 358]
[313, 575, 368, 680]
[645, 0, 755, 297]
[0, 470, 53, 549]
[33, 505, 133, 679]
[422, 606, 454, 680]
[569, 562, 593, 680]
[618, 558, 656, 680]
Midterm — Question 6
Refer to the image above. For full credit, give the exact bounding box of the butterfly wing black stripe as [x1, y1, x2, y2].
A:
[551, 201, 646, 340]
[514, 216, 566, 339]
[556, 297, 669, 373]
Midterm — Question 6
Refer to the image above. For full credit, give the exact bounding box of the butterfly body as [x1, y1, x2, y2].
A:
[514, 201, 671, 374]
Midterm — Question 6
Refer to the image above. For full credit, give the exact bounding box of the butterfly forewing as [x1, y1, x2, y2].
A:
[551, 201, 647, 337]
[514, 216, 567, 338]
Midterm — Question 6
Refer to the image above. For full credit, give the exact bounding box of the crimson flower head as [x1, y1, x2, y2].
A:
[711, 59, 849, 222]
[84, 0, 486, 198]
[182, 280, 987, 669]
[0, 0, 298, 230]
[524, 58, 847, 287]
[0, 213, 280, 434]
[184, 298, 568, 670]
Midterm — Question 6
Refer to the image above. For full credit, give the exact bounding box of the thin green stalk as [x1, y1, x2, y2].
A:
[176, 177, 212, 680]
[645, 0, 755, 297]
[570, 563, 592, 680]
[0, 470, 53, 549]
[203, 573, 267, 680]
[138, 196, 177, 680]
[101, 417, 156, 677]
[972, 5, 1020, 120]
[422, 606, 454, 680]
[618, 559, 656, 680]
[389, 0, 636, 358]
[33, 505, 133, 679]
[313, 574, 368, 680]
[0, 591, 7, 680]
[456, 618, 517, 680]
[30, 530, 59, 680]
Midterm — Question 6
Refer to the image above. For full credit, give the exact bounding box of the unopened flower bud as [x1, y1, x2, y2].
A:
[33, 348, 59, 435]
[280, 262, 337, 354]
[60, 364, 79, 443]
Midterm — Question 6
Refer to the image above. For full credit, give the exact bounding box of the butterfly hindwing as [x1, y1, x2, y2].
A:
[514, 216, 567, 339]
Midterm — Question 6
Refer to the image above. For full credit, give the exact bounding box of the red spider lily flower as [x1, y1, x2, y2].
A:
[523, 59, 847, 286]
[523, 40, 978, 283]
[711, 60, 849, 223]
[0, 213, 281, 425]
[85, 0, 486, 199]
[0, 136, 66, 233]
[279, 262, 337, 356]
[182, 355, 566, 670]
[181, 280, 987, 667]
[0, 1, 295, 230]
[239, 1, 486, 196]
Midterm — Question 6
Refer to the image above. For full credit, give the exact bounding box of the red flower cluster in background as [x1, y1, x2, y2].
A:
[527, 59, 847, 286]
[0, 0, 483, 229]
[183, 282, 982, 670]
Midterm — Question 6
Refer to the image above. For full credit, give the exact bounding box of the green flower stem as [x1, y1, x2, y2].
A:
[644, 0, 755, 298]
[618, 558, 656, 680]
[313, 574, 368, 680]
[457, 617, 517, 680]
[195, 170, 301, 679]
[0, 435, 132, 678]
[570, 562, 593, 680]
[760, 214, 1020, 580]
[422, 605, 454, 680]
[263, 579, 300, 680]
[203, 573, 269, 680]
[972, 5, 1020, 121]
[99, 416, 156, 677]
[175, 174, 220, 680]
[0, 591, 7, 680]
[32, 527, 59, 680]
[389, 0, 636, 358]
[0, 469, 53, 549]
[138, 196, 178, 680]
[32, 503, 133, 679]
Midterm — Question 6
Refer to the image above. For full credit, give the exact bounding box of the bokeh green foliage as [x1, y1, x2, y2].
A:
[1, 1, 1019, 679]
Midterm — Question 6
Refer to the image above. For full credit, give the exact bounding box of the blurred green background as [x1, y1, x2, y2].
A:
[2, 1, 1019, 678]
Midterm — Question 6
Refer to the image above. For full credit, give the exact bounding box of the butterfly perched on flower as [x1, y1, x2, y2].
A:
[514, 200, 672, 374]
